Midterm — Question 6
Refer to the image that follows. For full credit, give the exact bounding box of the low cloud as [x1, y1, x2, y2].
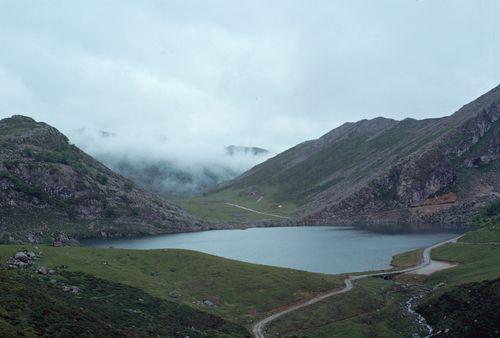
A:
[0, 0, 499, 176]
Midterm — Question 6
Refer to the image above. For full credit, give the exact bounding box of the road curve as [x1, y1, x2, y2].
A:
[252, 235, 462, 338]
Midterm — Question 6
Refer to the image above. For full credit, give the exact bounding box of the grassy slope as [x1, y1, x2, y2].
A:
[0, 245, 341, 327]
[0, 269, 248, 337]
[189, 117, 452, 223]
[390, 248, 423, 268]
[266, 278, 425, 338]
[266, 223, 500, 337]
[262, 249, 426, 337]
[177, 187, 297, 224]
[0, 226, 497, 337]
[429, 223, 500, 286]
[414, 219, 500, 337]
[0, 115, 206, 242]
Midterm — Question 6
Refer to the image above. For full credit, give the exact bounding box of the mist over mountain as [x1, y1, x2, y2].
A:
[225, 145, 269, 157]
[69, 128, 272, 197]
[212, 84, 500, 226]
[0, 115, 213, 242]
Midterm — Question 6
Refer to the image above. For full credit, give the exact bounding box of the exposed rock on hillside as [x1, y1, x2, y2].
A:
[0, 115, 210, 242]
[218, 85, 500, 226]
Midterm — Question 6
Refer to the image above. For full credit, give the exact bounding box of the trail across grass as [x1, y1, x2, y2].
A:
[264, 223, 500, 337]
[176, 188, 297, 224]
[253, 235, 461, 337]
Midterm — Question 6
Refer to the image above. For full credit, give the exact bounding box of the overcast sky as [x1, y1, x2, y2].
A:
[1, 0, 499, 161]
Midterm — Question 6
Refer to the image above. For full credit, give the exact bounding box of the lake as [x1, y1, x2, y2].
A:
[84, 226, 461, 274]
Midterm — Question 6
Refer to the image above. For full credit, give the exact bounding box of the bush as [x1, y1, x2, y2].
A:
[0, 170, 48, 200]
[96, 174, 108, 185]
[0, 233, 10, 244]
[482, 198, 500, 218]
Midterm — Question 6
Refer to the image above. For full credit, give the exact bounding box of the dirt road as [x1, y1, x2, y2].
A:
[223, 203, 290, 220]
[252, 235, 462, 338]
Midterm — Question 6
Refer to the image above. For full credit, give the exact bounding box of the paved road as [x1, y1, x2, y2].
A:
[252, 235, 462, 338]
[223, 203, 290, 220]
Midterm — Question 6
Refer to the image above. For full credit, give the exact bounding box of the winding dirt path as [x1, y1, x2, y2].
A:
[223, 203, 290, 220]
[252, 235, 462, 338]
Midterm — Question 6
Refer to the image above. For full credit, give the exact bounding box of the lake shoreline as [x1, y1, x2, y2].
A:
[82, 226, 464, 275]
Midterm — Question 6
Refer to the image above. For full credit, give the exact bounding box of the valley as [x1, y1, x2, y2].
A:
[183, 85, 500, 228]
[0, 87, 498, 337]
[1, 2, 499, 336]
[1, 220, 498, 337]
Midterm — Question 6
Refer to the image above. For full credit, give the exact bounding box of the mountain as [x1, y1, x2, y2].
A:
[96, 156, 237, 198]
[225, 145, 269, 157]
[0, 116, 210, 243]
[215, 85, 500, 226]
[90, 146, 269, 198]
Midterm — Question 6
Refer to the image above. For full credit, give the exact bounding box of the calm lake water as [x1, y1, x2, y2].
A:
[84, 226, 460, 274]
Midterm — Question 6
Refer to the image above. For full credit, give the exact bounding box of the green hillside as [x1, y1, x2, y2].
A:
[188, 85, 500, 226]
[0, 245, 342, 328]
[0, 115, 210, 243]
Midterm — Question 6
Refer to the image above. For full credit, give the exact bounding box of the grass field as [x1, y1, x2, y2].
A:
[265, 278, 425, 337]
[0, 245, 341, 327]
[428, 222, 500, 286]
[390, 248, 423, 268]
[0, 269, 249, 337]
[412, 221, 500, 337]
[1, 221, 498, 336]
[176, 187, 298, 224]
[264, 222, 500, 337]
[458, 222, 500, 243]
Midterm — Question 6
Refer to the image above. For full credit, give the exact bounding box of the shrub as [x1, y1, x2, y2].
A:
[96, 174, 108, 185]
[124, 182, 133, 192]
[481, 198, 500, 218]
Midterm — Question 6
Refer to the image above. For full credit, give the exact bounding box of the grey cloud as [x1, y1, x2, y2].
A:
[0, 0, 499, 160]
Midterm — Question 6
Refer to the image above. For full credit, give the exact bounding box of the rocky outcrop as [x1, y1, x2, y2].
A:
[0, 115, 215, 242]
[5, 250, 40, 269]
[303, 88, 500, 225]
[218, 84, 500, 227]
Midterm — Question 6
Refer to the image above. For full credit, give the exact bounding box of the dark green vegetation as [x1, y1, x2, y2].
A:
[191, 85, 500, 226]
[0, 269, 248, 337]
[0, 115, 209, 243]
[0, 245, 341, 327]
[265, 222, 500, 337]
[266, 278, 426, 337]
[410, 205, 500, 337]
[480, 197, 500, 218]
[417, 278, 500, 338]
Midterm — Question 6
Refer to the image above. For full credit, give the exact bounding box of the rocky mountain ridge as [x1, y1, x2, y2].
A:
[218, 85, 500, 227]
[0, 116, 212, 243]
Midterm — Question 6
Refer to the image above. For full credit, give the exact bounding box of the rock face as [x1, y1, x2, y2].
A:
[0, 116, 211, 242]
[219, 85, 500, 226]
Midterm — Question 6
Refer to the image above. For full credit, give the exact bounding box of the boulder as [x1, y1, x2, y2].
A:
[14, 252, 29, 262]
[37, 266, 49, 275]
[168, 291, 181, 298]
[203, 300, 216, 307]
